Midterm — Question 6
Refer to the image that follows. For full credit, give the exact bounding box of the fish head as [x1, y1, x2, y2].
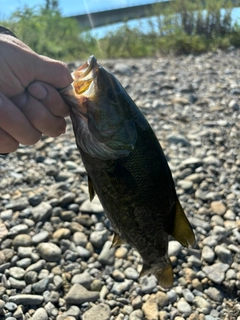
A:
[61, 55, 137, 160]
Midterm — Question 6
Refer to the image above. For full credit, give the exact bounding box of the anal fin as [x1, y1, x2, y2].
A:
[171, 199, 195, 247]
[88, 176, 95, 201]
[111, 233, 125, 248]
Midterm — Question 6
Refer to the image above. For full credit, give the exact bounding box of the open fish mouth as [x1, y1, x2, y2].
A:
[60, 55, 99, 115]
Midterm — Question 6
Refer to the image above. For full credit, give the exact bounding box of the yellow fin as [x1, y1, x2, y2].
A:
[154, 262, 174, 289]
[140, 261, 174, 289]
[171, 199, 195, 247]
[111, 233, 125, 248]
[88, 176, 95, 201]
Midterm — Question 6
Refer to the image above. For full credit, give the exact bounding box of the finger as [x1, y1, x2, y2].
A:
[0, 128, 19, 153]
[0, 92, 42, 146]
[11, 93, 67, 137]
[32, 55, 73, 89]
[27, 82, 70, 117]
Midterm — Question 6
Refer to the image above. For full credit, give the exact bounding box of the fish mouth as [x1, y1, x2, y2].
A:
[61, 55, 99, 116]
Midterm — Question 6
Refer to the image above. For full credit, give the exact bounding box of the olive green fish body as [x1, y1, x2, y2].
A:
[62, 56, 195, 289]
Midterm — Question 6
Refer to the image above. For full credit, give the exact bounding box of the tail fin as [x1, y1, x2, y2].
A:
[140, 260, 174, 289]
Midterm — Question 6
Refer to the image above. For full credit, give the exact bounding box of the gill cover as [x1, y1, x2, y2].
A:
[64, 56, 138, 160]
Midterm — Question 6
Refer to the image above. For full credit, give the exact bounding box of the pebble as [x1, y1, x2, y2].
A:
[65, 283, 99, 304]
[31, 202, 52, 222]
[210, 201, 226, 215]
[82, 303, 111, 320]
[111, 279, 133, 295]
[140, 275, 157, 294]
[37, 243, 62, 262]
[142, 295, 158, 320]
[193, 296, 212, 314]
[168, 241, 182, 256]
[155, 291, 169, 307]
[98, 240, 116, 265]
[202, 263, 229, 284]
[204, 287, 224, 302]
[32, 307, 48, 320]
[201, 245, 215, 263]
[71, 272, 92, 289]
[177, 298, 192, 316]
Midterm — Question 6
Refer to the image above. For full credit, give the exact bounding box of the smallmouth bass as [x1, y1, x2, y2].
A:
[61, 56, 195, 289]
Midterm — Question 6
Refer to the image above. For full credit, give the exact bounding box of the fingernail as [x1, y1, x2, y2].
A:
[28, 83, 48, 100]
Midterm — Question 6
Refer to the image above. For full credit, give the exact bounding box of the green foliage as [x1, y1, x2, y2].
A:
[1, 0, 240, 60]
[0, 0, 96, 60]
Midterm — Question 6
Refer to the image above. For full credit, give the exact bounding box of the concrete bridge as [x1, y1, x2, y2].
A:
[71, 0, 240, 30]
[71, 1, 169, 29]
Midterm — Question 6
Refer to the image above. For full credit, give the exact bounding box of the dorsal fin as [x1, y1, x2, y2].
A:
[170, 199, 195, 247]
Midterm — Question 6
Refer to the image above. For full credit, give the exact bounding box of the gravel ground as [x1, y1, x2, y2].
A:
[0, 49, 240, 320]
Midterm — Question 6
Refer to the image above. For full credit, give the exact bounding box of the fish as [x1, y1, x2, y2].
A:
[61, 55, 195, 289]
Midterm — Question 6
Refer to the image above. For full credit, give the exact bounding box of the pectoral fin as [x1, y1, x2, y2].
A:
[111, 233, 125, 247]
[171, 199, 195, 247]
[88, 176, 95, 201]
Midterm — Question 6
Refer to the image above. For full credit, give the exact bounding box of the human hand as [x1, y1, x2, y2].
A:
[0, 33, 73, 153]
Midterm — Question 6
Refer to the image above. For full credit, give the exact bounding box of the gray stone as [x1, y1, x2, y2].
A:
[5, 198, 29, 211]
[9, 277, 26, 289]
[111, 279, 133, 295]
[140, 275, 157, 294]
[59, 192, 76, 206]
[182, 288, 194, 303]
[65, 283, 99, 304]
[32, 278, 49, 293]
[80, 197, 104, 214]
[71, 273, 92, 289]
[32, 231, 49, 244]
[82, 303, 111, 320]
[13, 234, 32, 248]
[32, 307, 48, 320]
[205, 287, 224, 302]
[32, 202, 52, 222]
[193, 296, 212, 314]
[90, 230, 109, 248]
[168, 241, 182, 256]
[215, 245, 232, 264]
[98, 240, 116, 265]
[37, 243, 61, 262]
[203, 263, 229, 284]
[72, 231, 88, 247]
[167, 134, 190, 146]
[177, 298, 192, 316]
[124, 267, 139, 280]
[8, 294, 44, 305]
[9, 267, 25, 279]
[201, 246, 215, 263]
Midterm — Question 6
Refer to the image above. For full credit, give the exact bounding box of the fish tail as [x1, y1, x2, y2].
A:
[140, 259, 174, 289]
[154, 260, 173, 289]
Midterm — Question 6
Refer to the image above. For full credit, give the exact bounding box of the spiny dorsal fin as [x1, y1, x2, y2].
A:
[111, 233, 125, 248]
[88, 176, 95, 201]
[154, 261, 173, 289]
[171, 199, 195, 247]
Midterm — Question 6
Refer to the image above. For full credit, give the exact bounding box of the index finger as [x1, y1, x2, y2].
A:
[0, 92, 41, 146]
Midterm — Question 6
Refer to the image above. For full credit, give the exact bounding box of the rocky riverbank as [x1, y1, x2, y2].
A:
[0, 49, 240, 320]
